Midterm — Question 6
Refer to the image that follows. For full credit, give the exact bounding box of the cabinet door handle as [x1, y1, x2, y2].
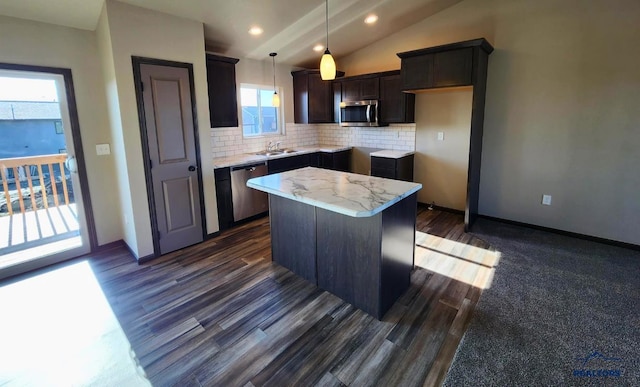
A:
[188, 165, 197, 171]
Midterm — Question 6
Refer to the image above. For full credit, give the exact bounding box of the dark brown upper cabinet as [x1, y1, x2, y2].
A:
[397, 38, 494, 232]
[379, 72, 415, 124]
[292, 69, 345, 124]
[398, 39, 492, 91]
[206, 54, 239, 128]
[341, 77, 379, 101]
[432, 48, 473, 87]
[334, 71, 415, 125]
[399, 49, 472, 90]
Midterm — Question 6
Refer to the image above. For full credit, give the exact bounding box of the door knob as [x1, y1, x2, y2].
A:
[188, 165, 197, 171]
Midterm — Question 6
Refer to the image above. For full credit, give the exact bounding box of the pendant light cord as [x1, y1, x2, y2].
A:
[269, 52, 280, 107]
[325, 0, 329, 49]
[270, 52, 277, 92]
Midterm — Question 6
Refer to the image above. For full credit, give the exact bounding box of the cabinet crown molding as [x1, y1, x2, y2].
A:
[396, 38, 494, 59]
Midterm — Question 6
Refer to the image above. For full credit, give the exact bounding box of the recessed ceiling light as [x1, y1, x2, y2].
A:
[364, 14, 378, 25]
[313, 44, 324, 52]
[248, 26, 263, 36]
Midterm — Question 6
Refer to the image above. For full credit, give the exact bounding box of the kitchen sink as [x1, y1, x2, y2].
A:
[255, 150, 283, 156]
[254, 149, 297, 156]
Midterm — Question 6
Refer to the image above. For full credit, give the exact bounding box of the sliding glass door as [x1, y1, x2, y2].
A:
[0, 68, 91, 279]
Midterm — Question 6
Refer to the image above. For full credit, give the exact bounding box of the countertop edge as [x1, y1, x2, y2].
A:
[214, 146, 353, 169]
[247, 173, 422, 218]
[369, 150, 415, 159]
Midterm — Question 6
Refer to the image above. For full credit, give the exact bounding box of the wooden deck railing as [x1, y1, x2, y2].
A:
[0, 154, 70, 216]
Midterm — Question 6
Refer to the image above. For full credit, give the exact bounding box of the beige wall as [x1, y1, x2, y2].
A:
[98, 0, 216, 258]
[235, 57, 296, 125]
[414, 88, 472, 210]
[339, 0, 640, 245]
[0, 15, 122, 246]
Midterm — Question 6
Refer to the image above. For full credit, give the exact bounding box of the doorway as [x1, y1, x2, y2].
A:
[132, 58, 205, 256]
[0, 64, 95, 280]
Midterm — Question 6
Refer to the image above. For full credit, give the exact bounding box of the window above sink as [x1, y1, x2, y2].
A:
[240, 83, 284, 138]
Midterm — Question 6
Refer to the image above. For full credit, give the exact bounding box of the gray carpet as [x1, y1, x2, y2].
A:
[443, 218, 640, 386]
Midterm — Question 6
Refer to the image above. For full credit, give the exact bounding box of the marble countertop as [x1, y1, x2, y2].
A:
[247, 167, 422, 217]
[369, 150, 415, 159]
[213, 145, 352, 169]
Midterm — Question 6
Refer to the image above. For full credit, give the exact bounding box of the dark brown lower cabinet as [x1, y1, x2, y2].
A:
[319, 149, 351, 172]
[214, 167, 233, 231]
[267, 150, 351, 174]
[267, 154, 311, 174]
[371, 154, 414, 181]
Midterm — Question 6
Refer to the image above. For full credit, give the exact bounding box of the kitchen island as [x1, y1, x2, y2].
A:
[247, 167, 422, 319]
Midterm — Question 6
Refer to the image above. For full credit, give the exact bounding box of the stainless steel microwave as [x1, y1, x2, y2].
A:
[339, 100, 379, 127]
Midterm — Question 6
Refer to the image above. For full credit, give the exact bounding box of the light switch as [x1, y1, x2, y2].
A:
[542, 194, 552, 205]
[437, 132, 445, 141]
[96, 143, 111, 156]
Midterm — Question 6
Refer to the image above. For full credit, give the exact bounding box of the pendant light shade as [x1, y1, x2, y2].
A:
[320, 0, 336, 80]
[320, 49, 336, 81]
[269, 52, 280, 108]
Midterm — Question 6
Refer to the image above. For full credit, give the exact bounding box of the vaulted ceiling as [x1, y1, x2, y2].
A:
[0, 0, 462, 67]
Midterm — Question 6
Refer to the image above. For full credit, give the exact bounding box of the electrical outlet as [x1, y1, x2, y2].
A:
[437, 132, 444, 141]
[96, 143, 111, 155]
[542, 194, 552, 205]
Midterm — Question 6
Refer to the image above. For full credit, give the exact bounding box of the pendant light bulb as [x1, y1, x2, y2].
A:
[270, 52, 280, 107]
[320, 0, 336, 80]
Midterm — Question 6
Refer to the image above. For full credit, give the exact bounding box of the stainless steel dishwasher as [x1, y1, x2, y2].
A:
[230, 162, 268, 222]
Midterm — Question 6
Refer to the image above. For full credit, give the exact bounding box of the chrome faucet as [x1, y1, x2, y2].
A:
[266, 141, 282, 151]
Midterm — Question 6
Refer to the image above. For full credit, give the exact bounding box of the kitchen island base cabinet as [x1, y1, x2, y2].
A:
[269, 195, 317, 283]
[249, 167, 421, 320]
[316, 193, 417, 319]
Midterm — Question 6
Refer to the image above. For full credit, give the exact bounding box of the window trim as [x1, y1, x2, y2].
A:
[239, 83, 284, 138]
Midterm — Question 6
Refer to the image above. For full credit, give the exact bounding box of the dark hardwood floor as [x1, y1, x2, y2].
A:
[86, 206, 497, 386]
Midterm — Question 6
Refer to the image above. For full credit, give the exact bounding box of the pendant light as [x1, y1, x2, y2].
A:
[270, 52, 280, 107]
[320, 0, 336, 80]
